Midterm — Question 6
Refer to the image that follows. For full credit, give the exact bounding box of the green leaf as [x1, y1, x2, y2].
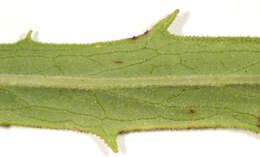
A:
[1, 9, 260, 152]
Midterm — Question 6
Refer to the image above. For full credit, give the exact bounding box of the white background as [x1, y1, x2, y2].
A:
[0, 0, 260, 156]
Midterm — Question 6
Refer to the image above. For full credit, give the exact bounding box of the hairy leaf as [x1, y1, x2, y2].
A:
[1, 9, 260, 152]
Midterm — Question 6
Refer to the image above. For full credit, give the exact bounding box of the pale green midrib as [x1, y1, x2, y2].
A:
[0, 74, 259, 90]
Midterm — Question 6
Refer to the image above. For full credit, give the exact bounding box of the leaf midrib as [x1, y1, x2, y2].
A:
[0, 74, 259, 89]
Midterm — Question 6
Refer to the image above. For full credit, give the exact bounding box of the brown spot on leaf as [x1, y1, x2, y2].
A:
[257, 117, 260, 128]
[0, 123, 10, 128]
[144, 30, 149, 35]
[112, 60, 123, 64]
[189, 109, 196, 113]
[186, 126, 193, 129]
[131, 30, 150, 40]
[131, 36, 138, 40]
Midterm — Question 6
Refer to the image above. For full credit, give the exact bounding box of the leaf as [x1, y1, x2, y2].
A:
[1, 9, 260, 152]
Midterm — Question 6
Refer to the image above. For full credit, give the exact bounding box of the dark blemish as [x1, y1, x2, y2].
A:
[257, 117, 260, 127]
[143, 30, 149, 35]
[186, 126, 194, 129]
[131, 36, 138, 40]
[189, 109, 195, 113]
[131, 30, 150, 40]
[112, 60, 123, 64]
[0, 123, 11, 128]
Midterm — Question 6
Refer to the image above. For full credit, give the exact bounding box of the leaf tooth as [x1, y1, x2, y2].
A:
[16, 30, 36, 45]
[150, 9, 180, 34]
[100, 133, 118, 153]
[25, 30, 33, 41]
